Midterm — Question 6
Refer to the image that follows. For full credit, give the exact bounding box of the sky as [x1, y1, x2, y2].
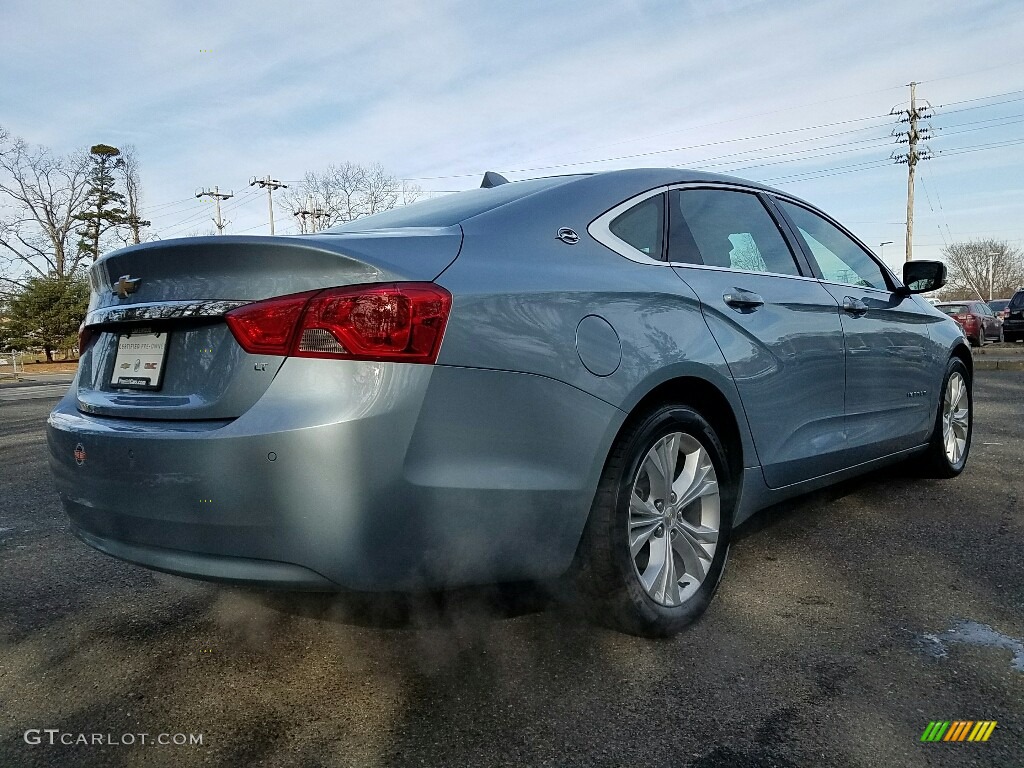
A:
[2, 0, 1023, 273]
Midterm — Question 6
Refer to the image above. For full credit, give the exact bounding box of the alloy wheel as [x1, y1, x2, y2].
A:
[628, 432, 720, 607]
[942, 371, 969, 466]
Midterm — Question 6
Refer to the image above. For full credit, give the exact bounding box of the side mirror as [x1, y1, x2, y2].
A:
[897, 260, 946, 296]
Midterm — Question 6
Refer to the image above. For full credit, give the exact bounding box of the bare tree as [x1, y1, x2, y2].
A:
[940, 239, 1024, 301]
[282, 162, 412, 230]
[362, 163, 400, 215]
[400, 180, 424, 206]
[119, 145, 150, 245]
[0, 128, 91, 287]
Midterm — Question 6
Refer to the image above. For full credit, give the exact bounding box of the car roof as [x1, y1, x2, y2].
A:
[329, 167, 799, 233]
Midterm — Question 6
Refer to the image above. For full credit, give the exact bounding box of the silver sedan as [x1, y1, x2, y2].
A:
[48, 168, 971, 636]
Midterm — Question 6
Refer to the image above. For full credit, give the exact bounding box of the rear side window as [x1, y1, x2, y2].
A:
[668, 189, 801, 276]
[609, 194, 665, 259]
[777, 200, 888, 290]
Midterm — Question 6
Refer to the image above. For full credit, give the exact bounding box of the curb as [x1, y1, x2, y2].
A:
[974, 359, 1024, 371]
[973, 346, 1024, 355]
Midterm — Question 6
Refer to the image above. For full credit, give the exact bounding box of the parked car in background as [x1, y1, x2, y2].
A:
[988, 298, 1011, 322]
[48, 168, 972, 637]
[936, 301, 1003, 346]
[1003, 289, 1024, 342]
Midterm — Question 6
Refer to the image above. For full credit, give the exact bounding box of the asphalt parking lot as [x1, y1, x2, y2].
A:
[1, 371, 1022, 768]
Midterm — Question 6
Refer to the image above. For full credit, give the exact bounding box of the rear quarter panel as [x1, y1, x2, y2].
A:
[434, 173, 757, 466]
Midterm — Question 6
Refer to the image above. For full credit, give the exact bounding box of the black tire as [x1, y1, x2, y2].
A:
[573, 404, 736, 637]
[911, 358, 972, 478]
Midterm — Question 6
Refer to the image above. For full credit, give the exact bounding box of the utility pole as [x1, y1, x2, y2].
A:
[988, 251, 998, 301]
[195, 186, 234, 235]
[293, 196, 329, 234]
[891, 82, 933, 262]
[249, 176, 287, 235]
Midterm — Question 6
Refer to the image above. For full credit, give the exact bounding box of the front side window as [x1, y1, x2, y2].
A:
[777, 200, 888, 290]
[668, 189, 801, 276]
[608, 193, 664, 259]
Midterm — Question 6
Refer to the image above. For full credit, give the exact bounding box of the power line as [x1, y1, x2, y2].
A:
[406, 113, 896, 181]
[158, 205, 214, 234]
[146, 199, 206, 221]
[763, 158, 894, 184]
[140, 195, 202, 212]
[404, 85, 1024, 185]
[159, 189, 259, 238]
[936, 88, 1024, 109]
[937, 136, 1024, 156]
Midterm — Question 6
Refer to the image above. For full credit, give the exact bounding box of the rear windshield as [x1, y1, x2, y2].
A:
[938, 304, 969, 316]
[325, 176, 580, 231]
[1010, 291, 1024, 309]
[989, 300, 1009, 311]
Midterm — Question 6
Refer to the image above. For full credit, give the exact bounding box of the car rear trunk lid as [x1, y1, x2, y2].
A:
[76, 229, 461, 420]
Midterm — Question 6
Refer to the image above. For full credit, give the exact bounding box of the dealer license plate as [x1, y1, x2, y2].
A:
[110, 329, 169, 390]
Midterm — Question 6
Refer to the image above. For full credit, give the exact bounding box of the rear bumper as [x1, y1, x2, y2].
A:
[70, 525, 337, 589]
[1003, 318, 1024, 338]
[48, 359, 623, 590]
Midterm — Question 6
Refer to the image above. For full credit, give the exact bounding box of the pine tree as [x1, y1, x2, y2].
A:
[74, 144, 127, 261]
[6, 274, 90, 361]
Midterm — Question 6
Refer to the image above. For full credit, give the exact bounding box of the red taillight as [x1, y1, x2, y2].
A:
[78, 325, 99, 355]
[225, 283, 452, 364]
[224, 291, 316, 355]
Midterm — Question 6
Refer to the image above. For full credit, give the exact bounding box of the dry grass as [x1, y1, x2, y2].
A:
[20, 360, 79, 374]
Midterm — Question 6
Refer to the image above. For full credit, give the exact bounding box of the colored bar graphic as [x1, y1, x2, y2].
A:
[921, 721, 950, 741]
[953, 721, 970, 741]
[921, 721, 996, 743]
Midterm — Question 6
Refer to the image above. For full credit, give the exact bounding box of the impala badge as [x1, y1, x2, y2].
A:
[556, 227, 580, 245]
[113, 275, 141, 298]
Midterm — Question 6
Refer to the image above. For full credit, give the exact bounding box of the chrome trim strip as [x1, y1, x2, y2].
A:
[85, 300, 251, 326]
[589, 181, 821, 280]
[816, 279, 895, 295]
[763, 193, 903, 289]
[589, 182, 907, 292]
[669, 261, 822, 283]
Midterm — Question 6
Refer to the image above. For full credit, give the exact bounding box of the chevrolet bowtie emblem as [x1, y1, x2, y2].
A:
[113, 275, 140, 298]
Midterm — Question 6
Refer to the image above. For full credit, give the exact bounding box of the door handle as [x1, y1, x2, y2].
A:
[723, 290, 764, 311]
[842, 297, 868, 317]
